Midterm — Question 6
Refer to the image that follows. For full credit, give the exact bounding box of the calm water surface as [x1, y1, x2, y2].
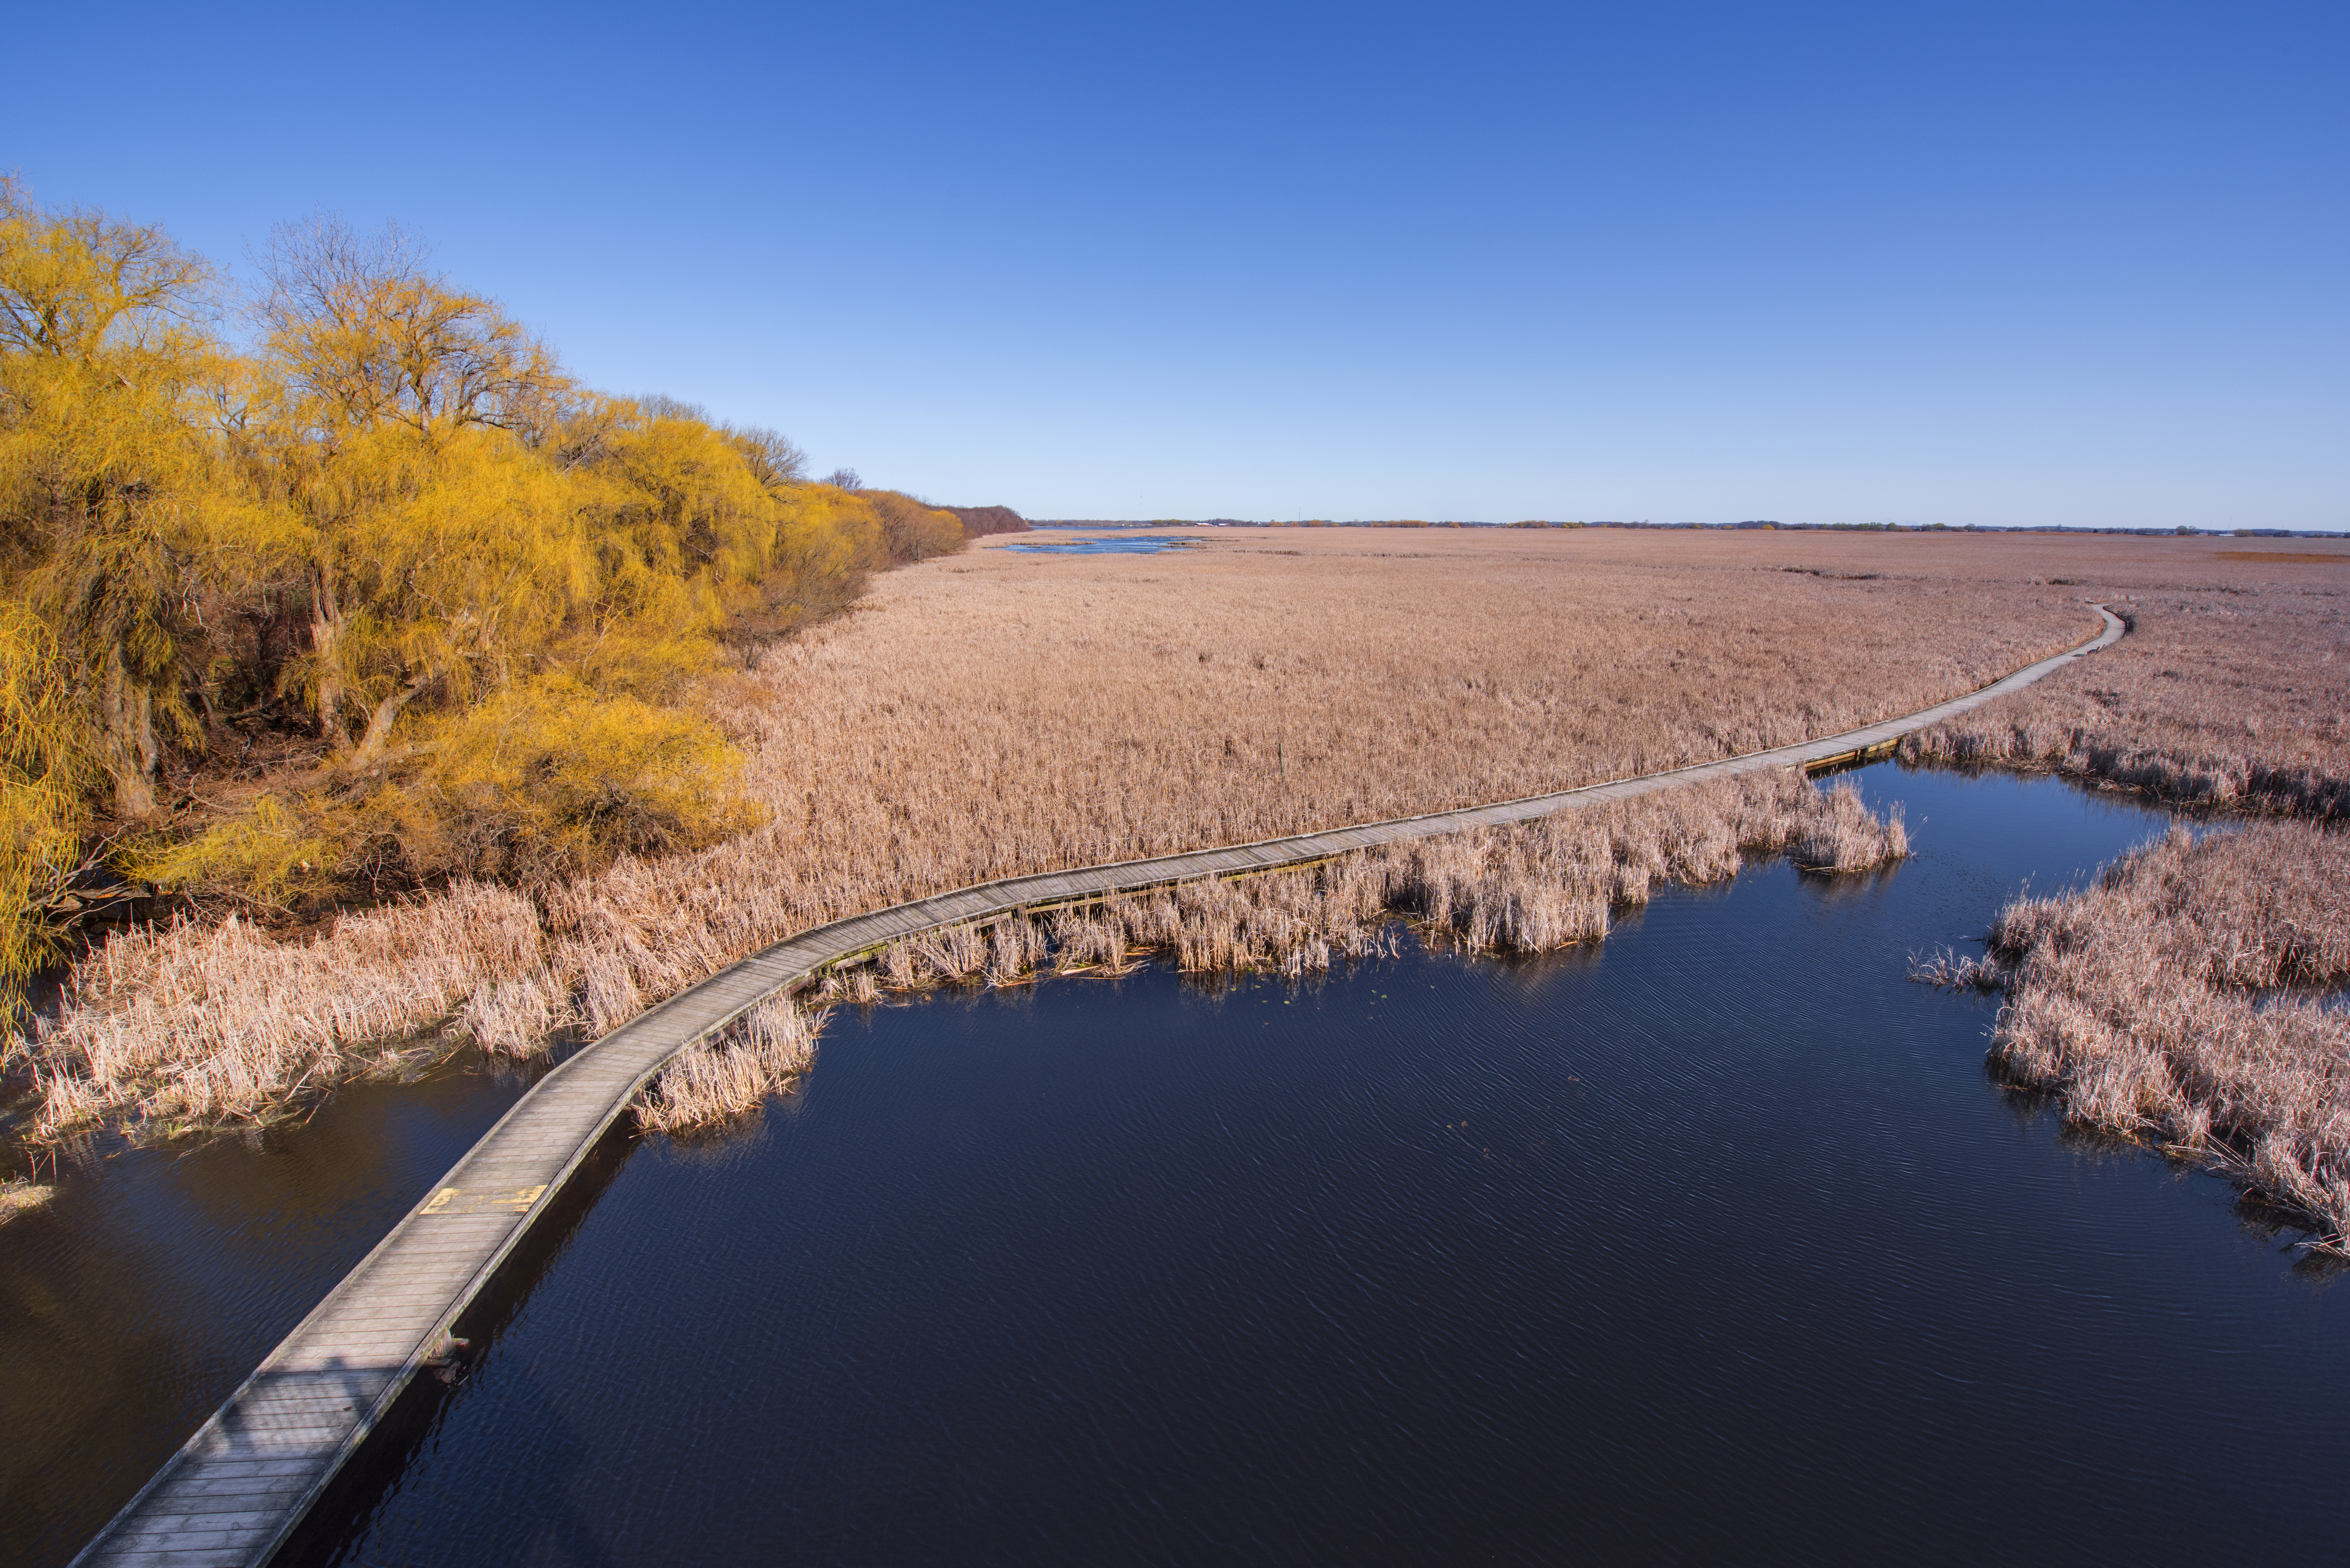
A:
[1003, 534, 1198, 555]
[9, 767, 2346, 1566]
[0, 1054, 543, 1566]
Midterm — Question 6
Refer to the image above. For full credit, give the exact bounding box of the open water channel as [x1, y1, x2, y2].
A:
[6, 764, 2346, 1565]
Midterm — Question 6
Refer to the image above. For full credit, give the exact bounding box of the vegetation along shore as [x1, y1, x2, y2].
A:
[15, 513, 2080, 1146]
[1899, 543, 2350, 1250]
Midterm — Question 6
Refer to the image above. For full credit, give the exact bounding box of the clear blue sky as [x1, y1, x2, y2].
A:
[7, 2, 2342, 527]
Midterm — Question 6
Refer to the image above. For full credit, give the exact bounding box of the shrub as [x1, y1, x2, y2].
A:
[412, 679, 765, 885]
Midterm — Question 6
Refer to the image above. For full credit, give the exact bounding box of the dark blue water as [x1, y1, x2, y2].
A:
[1004, 534, 1198, 555]
[0, 1055, 543, 1568]
[283, 766, 2348, 1567]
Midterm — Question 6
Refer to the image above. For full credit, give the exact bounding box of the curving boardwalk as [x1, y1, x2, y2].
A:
[75, 607, 2124, 1568]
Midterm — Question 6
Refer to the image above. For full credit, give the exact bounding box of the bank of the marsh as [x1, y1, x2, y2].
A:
[1950, 819, 2350, 1249]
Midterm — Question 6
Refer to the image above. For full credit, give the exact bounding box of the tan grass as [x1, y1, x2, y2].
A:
[1901, 543, 2350, 817]
[15, 528, 2145, 1136]
[0, 1175, 54, 1225]
[822, 770, 1901, 999]
[1975, 821, 2350, 1249]
[633, 995, 826, 1135]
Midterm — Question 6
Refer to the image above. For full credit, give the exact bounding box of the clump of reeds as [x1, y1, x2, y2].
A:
[815, 963, 883, 1004]
[1787, 784, 1908, 872]
[1906, 947, 2004, 990]
[633, 996, 827, 1135]
[0, 1176, 55, 1225]
[453, 968, 570, 1057]
[1978, 821, 2350, 1251]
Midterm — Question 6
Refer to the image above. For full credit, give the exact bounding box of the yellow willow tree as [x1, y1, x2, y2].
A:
[0, 602, 93, 987]
[0, 177, 227, 820]
[255, 215, 581, 764]
[864, 489, 965, 564]
[558, 398, 824, 690]
[760, 482, 889, 638]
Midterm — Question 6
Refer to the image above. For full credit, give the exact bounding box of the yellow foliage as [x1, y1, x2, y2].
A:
[865, 490, 966, 564]
[588, 406, 780, 587]
[122, 796, 342, 910]
[0, 602, 90, 986]
[409, 679, 764, 884]
[289, 422, 593, 758]
[2, 185, 897, 979]
[1, 178, 231, 818]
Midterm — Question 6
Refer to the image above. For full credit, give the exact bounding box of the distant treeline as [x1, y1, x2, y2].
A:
[935, 504, 1028, 537]
[0, 180, 977, 984]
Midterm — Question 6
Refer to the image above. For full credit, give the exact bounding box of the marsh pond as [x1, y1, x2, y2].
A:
[6, 763, 2347, 1566]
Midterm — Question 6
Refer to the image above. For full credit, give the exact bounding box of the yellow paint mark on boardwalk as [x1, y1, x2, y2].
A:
[418, 1184, 546, 1217]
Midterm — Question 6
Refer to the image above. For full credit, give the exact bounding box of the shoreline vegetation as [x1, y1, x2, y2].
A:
[1900, 593, 2347, 820]
[15, 527, 2079, 1149]
[1923, 821, 2350, 1252]
[1899, 560, 2350, 1252]
[639, 772, 1909, 1133]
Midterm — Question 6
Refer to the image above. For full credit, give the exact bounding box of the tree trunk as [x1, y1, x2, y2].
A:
[347, 674, 429, 769]
[311, 562, 345, 745]
[98, 644, 159, 819]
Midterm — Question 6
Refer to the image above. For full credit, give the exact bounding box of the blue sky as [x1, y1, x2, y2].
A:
[7, 2, 2342, 526]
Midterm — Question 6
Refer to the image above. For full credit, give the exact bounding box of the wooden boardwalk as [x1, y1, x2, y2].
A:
[74, 607, 2124, 1567]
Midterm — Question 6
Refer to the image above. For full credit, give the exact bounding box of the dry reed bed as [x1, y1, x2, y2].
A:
[18, 884, 549, 1138]
[634, 996, 824, 1135]
[602, 770, 1898, 1136]
[1902, 549, 2349, 817]
[15, 530, 2089, 1140]
[1949, 821, 2350, 1250]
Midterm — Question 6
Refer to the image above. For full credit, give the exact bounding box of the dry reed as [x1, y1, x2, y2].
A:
[633, 996, 826, 1135]
[1787, 785, 1909, 872]
[11, 529, 2129, 1140]
[819, 770, 1903, 1001]
[1902, 546, 2349, 818]
[0, 1175, 54, 1225]
[1970, 822, 2350, 1250]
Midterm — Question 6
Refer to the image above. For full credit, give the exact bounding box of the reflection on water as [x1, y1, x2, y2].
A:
[293, 765, 2348, 1566]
